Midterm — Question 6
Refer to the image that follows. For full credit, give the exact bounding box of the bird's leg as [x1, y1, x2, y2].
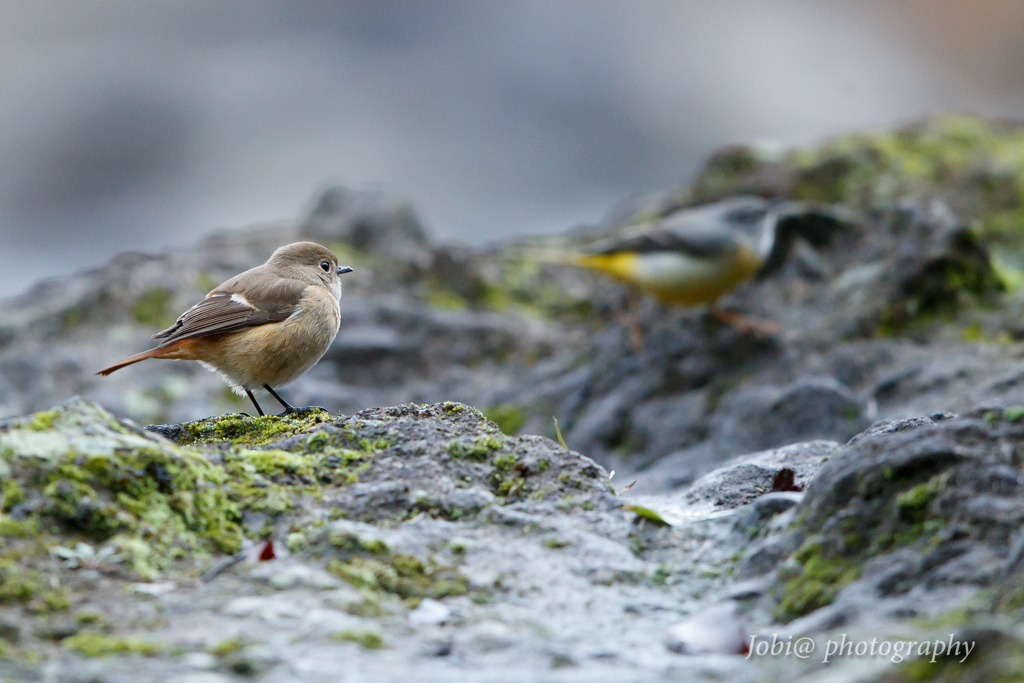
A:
[245, 390, 265, 417]
[711, 309, 780, 336]
[625, 287, 645, 354]
[263, 384, 297, 416]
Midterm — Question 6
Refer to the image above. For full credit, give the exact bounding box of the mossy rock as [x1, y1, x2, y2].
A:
[771, 413, 1024, 623]
[0, 398, 614, 587]
[149, 409, 333, 447]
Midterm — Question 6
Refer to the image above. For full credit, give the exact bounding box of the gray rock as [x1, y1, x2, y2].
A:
[731, 491, 804, 535]
[300, 186, 430, 262]
[682, 440, 836, 509]
[2, 126, 1024, 681]
[665, 601, 747, 655]
[713, 376, 867, 455]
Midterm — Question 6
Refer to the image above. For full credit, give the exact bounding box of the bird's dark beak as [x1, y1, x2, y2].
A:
[337, 266, 354, 275]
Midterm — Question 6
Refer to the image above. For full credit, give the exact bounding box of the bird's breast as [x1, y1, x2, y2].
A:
[289, 285, 341, 346]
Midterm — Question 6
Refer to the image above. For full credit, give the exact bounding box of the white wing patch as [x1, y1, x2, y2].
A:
[230, 293, 253, 308]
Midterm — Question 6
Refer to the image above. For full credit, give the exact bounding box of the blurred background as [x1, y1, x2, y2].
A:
[2, 0, 1024, 297]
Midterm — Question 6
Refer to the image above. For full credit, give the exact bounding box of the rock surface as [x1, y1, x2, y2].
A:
[3, 397, 1024, 681]
[4, 115, 1024, 680]
[5, 117, 1024, 499]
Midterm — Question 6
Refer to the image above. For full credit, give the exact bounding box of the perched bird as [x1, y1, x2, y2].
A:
[567, 195, 839, 307]
[538, 196, 840, 341]
[97, 242, 354, 417]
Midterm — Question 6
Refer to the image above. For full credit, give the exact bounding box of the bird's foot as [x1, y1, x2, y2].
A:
[277, 406, 329, 418]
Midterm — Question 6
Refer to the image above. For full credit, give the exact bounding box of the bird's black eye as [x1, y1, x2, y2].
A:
[320, 261, 331, 272]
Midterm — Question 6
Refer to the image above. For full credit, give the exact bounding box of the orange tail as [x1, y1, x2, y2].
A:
[96, 340, 184, 376]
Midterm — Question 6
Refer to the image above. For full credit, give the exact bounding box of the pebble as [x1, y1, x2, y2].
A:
[408, 598, 451, 626]
[666, 601, 748, 655]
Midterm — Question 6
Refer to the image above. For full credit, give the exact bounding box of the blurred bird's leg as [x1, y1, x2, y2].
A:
[625, 287, 645, 354]
[711, 309, 780, 336]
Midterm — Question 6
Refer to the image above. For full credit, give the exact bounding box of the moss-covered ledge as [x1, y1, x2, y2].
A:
[767, 409, 1024, 623]
[0, 398, 615, 586]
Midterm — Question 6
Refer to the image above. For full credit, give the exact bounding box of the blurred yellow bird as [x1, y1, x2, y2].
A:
[547, 195, 839, 308]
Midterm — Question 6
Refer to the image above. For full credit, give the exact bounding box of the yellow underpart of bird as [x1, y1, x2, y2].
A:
[570, 245, 762, 306]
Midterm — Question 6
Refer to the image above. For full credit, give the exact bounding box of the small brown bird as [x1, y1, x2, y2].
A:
[97, 241, 354, 417]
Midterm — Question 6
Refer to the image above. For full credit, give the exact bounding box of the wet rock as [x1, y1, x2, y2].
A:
[0, 615, 20, 644]
[3, 118, 1024, 681]
[761, 411, 1024, 628]
[167, 674, 233, 683]
[713, 376, 867, 455]
[665, 601, 748, 655]
[408, 598, 452, 626]
[732, 491, 804, 534]
[654, 440, 837, 507]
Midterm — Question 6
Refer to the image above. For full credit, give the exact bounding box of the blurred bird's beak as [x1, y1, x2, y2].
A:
[337, 266, 354, 275]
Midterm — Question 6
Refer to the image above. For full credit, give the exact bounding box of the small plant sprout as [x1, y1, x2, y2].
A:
[50, 542, 124, 571]
[553, 417, 568, 450]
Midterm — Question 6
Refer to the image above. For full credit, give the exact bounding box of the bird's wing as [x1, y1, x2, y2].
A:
[755, 209, 846, 279]
[590, 230, 736, 259]
[151, 275, 307, 344]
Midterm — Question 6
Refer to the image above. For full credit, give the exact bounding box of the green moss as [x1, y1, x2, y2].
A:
[690, 145, 761, 203]
[426, 287, 468, 310]
[74, 610, 104, 625]
[491, 250, 595, 323]
[1005, 405, 1024, 423]
[305, 431, 331, 452]
[773, 541, 860, 621]
[132, 287, 175, 328]
[39, 588, 71, 613]
[24, 411, 57, 432]
[2, 410, 249, 577]
[175, 411, 333, 447]
[234, 449, 314, 478]
[442, 401, 464, 414]
[328, 529, 389, 556]
[0, 561, 39, 604]
[34, 446, 244, 569]
[543, 538, 570, 549]
[326, 554, 468, 601]
[492, 454, 518, 472]
[876, 237, 1004, 335]
[869, 519, 946, 557]
[896, 475, 943, 523]
[63, 631, 163, 658]
[496, 478, 525, 496]
[208, 637, 245, 657]
[484, 404, 526, 435]
[446, 435, 505, 462]
[1, 479, 24, 510]
[331, 629, 384, 649]
[0, 519, 35, 538]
